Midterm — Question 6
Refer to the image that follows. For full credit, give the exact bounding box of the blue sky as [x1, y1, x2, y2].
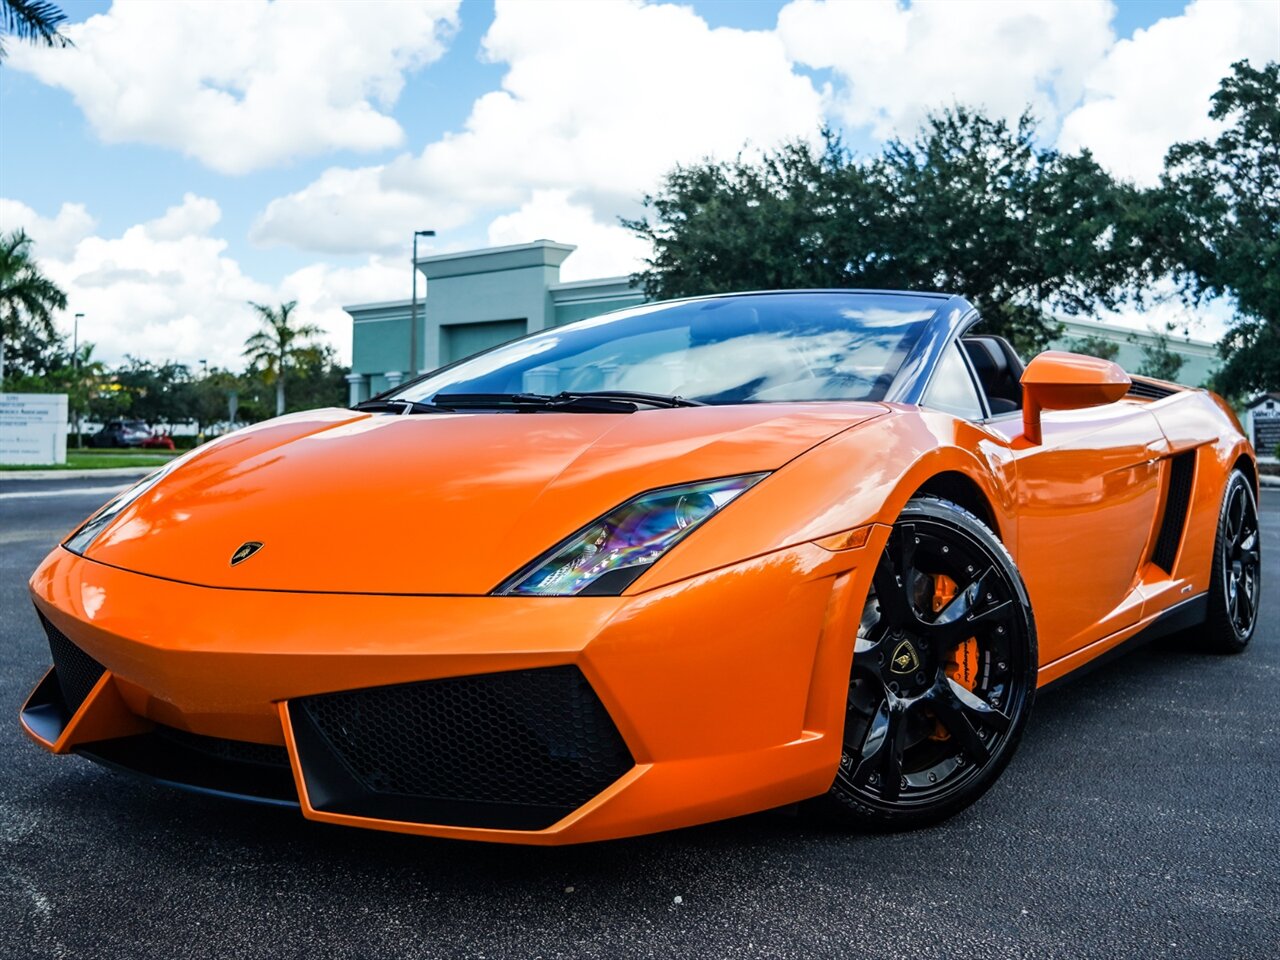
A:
[1, 0, 1274, 368]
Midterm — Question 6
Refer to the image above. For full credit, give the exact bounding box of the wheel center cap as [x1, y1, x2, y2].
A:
[889, 639, 921, 675]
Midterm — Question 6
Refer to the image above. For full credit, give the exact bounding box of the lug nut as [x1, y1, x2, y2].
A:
[928, 772, 937, 783]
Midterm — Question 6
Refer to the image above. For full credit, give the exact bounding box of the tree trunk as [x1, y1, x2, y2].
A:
[0, 334, 6, 385]
[275, 377, 285, 416]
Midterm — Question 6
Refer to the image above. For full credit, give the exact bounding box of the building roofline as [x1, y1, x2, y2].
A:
[414, 239, 576, 267]
[549, 275, 635, 291]
[344, 299, 410, 314]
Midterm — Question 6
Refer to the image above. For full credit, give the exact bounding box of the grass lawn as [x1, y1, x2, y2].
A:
[1, 449, 179, 472]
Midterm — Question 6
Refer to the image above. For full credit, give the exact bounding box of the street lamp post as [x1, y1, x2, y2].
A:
[409, 229, 436, 379]
[73, 312, 84, 448]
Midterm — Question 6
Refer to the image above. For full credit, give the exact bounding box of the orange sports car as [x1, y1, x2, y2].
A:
[21, 291, 1262, 843]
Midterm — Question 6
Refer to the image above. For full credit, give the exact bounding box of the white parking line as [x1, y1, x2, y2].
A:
[0, 485, 124, 501]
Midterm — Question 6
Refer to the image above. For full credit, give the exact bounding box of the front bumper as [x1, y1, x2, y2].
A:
[21, 533, 881, 844]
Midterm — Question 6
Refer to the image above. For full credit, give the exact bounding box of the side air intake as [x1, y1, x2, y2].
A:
[40, 612, 106, 714]
[1152, 451, 1196, 573]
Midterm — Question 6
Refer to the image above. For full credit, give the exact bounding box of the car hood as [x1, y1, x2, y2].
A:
[76, 403, 884, 594]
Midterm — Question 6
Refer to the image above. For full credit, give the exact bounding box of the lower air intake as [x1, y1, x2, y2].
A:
[291, 665, 634, 830]
[40, 612, 106, 713]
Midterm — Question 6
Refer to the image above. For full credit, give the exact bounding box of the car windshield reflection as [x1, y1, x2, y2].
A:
[390, 292, 944, 406]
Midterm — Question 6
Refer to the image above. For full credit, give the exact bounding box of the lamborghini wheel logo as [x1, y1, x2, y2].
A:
[890, 639, 920, 674]
[230, 541, 264, 566]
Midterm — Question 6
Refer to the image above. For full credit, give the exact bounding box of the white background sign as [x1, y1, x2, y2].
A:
[0, 393, 69, 465]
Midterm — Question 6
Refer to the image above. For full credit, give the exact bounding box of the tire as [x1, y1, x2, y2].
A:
[818, 495, 1037, 831]
[1194, 471, 1261, 654]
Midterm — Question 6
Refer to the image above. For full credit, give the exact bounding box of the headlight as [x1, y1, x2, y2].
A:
[64, 458, 184, 555]
[496, 473, 768, 597]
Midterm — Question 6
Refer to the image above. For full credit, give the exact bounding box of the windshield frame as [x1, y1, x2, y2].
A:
[376, 289, 974, 409]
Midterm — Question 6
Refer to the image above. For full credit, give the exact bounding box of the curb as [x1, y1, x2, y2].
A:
[0, 466, 157, 482]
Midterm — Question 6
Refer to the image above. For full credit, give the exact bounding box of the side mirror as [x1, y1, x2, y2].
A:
[1021, 351, 1130, 444]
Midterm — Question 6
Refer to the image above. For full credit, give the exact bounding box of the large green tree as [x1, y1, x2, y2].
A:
[243, 300, 323, 416]
[1159, 60, 1279, 396]
[0, 228, 67, 383]
[1, 0, 72, 60]
[627, 110, 1151, 355]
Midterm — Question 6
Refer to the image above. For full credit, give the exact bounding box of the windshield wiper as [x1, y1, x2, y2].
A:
[434, 392, 635, 413]
[352, 398, 454, 415]
[555, 390, 704, 408]
[433, 391, 703, 413]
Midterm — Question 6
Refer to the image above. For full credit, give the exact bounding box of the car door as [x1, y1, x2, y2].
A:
[984, 402, 1168, 665]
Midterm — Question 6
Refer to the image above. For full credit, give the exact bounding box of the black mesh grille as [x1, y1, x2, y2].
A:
[153, 725, 291, 769]
[40, 613, 106, 714]
[1153, 451, 1196, 573]
[296, 666, 633, 827]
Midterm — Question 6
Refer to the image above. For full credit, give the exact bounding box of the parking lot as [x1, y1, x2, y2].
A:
[1, 477, 1277, 959]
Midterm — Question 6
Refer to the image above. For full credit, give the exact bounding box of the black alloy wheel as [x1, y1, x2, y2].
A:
[823, 496, 1036, 830]
[1196, 471, 1261, 654]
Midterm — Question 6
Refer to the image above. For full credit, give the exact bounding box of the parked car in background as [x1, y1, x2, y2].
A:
[88, 420, 151, 448]
[141, 433, 176, 451]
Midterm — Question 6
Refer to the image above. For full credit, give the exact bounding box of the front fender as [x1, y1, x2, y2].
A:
[636, 409, 1017, 592]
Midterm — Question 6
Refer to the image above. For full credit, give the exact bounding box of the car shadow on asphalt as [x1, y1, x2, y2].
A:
[14, 633, 1247, 897]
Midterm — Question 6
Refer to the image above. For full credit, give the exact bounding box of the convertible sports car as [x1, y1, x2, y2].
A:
[21, 290, 1262, 843]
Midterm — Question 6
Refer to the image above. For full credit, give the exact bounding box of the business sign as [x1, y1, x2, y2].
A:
[1253, 401, 1280, 457]
[0, 393, 68, 465]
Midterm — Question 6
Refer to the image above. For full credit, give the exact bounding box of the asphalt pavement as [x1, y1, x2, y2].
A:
[1, 476, 1276, 960]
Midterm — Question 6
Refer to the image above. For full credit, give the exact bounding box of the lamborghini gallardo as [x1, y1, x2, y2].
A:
[21, 291, 1262, 842]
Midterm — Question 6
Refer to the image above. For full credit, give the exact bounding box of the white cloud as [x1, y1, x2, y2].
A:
[1058, 0, 1280, 184]
[0, 199, 96, 260]
[278, 256, 407, 357]
[252, 0, 825, 254]
[33, 195, 271, 368]
[487, 191, 649, 281]
[144, 193, 222, 240]
[5, 195, 386, 370]
[777, 0, 1116, 140]
[251, 164, 475, 255]
[8, 0, 461, 175]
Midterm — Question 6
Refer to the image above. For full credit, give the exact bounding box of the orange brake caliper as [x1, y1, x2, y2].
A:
[930, 574, 979, 740]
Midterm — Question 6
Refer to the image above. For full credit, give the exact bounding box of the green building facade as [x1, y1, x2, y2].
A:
[344, 240, 1218, 404]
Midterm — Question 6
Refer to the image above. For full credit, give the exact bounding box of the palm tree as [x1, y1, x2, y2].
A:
[0, 228, 67, 384]
[243, 300, 323, 416]
[1, 0, 73, 60]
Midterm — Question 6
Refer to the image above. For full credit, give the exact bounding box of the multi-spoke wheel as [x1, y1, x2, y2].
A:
[1196, 471, 1261, 654]
[823, 495, 1036, 830]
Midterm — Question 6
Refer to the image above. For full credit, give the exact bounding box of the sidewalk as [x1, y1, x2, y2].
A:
[0, 466, 157, 482]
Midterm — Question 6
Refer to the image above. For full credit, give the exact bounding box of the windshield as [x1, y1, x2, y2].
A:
[391, 292, 943, 406]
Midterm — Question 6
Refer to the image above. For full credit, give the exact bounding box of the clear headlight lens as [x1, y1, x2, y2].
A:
[497, 473, 768, 597]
